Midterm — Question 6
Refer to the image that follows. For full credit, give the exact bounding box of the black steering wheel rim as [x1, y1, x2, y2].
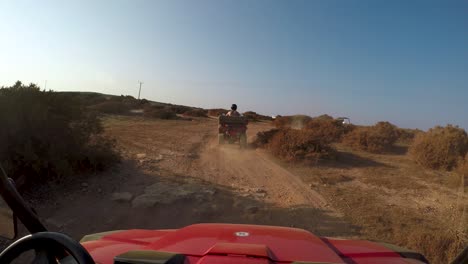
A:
[0, 232, 95, 264]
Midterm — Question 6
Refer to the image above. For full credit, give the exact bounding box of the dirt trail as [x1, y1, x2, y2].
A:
[191, 139, 326, 208]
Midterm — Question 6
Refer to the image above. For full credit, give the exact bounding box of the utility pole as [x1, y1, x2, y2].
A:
[44, 80, 47, 90]
[138, 81, 143, 100]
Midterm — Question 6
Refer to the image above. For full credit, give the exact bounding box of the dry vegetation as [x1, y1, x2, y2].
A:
[342, 121, 400, 153]
[273, 115, 312, 129]
[0, 82, 119, 188]
[243, 111, 273, 122]
[183, 108, 208, 117]
[257, 115, 352, 163]
[143, 106, 179, 120]
[409, 125, 468, 170]
[255, 116, 468, 263]
[450, 154, 468, 189]
[207, 108, 228, 117]
[267, 129, 337, 163]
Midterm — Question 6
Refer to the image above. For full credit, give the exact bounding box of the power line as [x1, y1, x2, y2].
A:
[138, 81, 143, 99]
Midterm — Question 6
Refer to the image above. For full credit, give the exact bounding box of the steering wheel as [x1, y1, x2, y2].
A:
[0, 232, 95, 264]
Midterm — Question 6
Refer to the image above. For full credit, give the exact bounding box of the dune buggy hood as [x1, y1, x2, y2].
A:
[83, 223, 342, 263]
[143, 223, 341, 262]
[81, 223, 428, 264]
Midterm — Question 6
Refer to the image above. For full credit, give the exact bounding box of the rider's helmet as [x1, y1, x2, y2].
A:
[231, 104, 237, 111]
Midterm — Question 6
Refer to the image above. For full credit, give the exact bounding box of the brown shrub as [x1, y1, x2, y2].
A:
[208, 108, 228, 117]
[343, 121, 399, 153]
[268, 129, 336, 163]
[409, 125, 468, 170]
[396, 128, 422, 144]
[273, 115, 312, 129]
[243, 111, 273, 122]
[304, 118, 353, 143]
[449, 154, 468, 188]
[273, 116, 291, 128]
[183, 108, 208, 117]
[252, 129, 280, 148]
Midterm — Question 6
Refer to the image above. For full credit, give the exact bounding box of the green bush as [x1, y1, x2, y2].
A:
[410, 125, 468, 170]
[0, 81, 120, 187]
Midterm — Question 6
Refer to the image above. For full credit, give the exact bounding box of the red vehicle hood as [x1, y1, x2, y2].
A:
[81, 223, 427, 264]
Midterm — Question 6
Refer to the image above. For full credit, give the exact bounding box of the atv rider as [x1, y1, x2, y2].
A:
[226, 104, 241, 117]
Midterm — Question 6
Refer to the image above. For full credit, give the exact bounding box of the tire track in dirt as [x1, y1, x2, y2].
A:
[188, 137, 327, 208]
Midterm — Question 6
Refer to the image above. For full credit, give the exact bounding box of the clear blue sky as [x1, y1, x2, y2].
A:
[1, 0, 467, 130]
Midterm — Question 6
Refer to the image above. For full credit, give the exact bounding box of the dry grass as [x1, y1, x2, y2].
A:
[287, 139, 467, 264]
[409, 125, 468, 170]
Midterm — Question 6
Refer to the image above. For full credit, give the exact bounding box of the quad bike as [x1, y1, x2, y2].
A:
[218, 115, 248, 148]
[1, 167, 467, 263]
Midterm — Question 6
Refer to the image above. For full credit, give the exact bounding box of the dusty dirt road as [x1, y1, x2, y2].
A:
[24, 116, 356, 242]
[190, 140, 327, 207]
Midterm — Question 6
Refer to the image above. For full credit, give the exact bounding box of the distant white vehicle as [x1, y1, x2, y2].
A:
[336, 117, 351, 125]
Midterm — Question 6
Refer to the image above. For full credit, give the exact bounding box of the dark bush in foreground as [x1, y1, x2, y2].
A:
[342, 121, 399, 153]
[0, 81, 120, 187]
[409, 125, 468, 170]
[268, 129, 336, 163]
